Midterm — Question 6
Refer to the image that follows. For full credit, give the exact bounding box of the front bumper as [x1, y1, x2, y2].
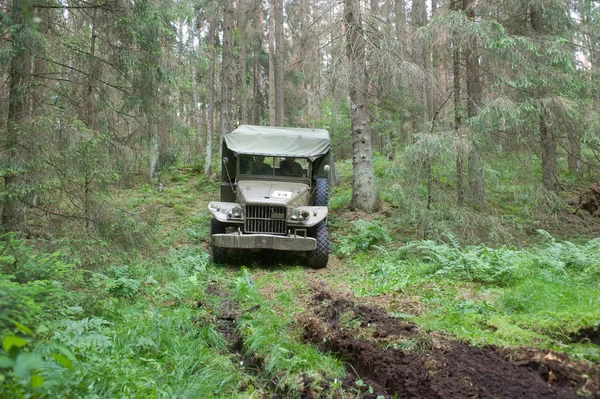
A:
[212, 233, 316, 251]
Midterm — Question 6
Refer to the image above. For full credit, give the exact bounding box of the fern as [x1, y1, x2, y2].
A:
[335, 220, 392, 257]
[92, 265, 141, 298]
[418, 239, 520, 285]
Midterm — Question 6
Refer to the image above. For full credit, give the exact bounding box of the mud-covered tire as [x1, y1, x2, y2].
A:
[210, 218, 227, 264]
[307, 221, 329, 269]
[314, 178, 329, 206]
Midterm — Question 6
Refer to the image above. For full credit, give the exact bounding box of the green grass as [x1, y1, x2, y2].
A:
[3, 152, 600, 397]
[231, 267, 346, 395]
[340, 233, 600, 361]
[0, 239, 258, 398]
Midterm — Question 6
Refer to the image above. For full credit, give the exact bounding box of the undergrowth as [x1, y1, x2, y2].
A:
[231, 267, 345, 395]
[0, 233, 252, 398]
[346, 230, 600, 361]
[3, 152, 600, 398]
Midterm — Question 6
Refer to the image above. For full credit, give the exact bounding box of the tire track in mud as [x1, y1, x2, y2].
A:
[300, 289, 600, 399]
[204, 283, 260, 371]
[203, 283, 327, 398]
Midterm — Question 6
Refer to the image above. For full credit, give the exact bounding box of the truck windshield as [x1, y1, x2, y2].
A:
[239, 155, 310, 178]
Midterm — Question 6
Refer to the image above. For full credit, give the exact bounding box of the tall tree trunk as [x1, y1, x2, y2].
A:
[430, 0, 440, 115]
[82, 10, 99, 228]
[568, 1, 583, 175]
[453, 13, 464, 206]
[253, 60, 263, 124]
[531, 2, 559, 193]
[345, 0, 378, 212]
[368, 0, 381, 151]
[205, 16, 217, 176]
[252, 2, 264, 125]
[275, 0, 284, 126]
[149, 124, 159, 179]
[394, 0, 405, 51]
[237, 0, 250, 125]
[539, 104, 559, 192]
[221, 3, 235, 141]
[178, 19, 185, 125]
[3, 0, 29, 232]
[192, 17, 202, 159]
[238, 43, 248, 125]
[268, 0, 276, 126]
[454, 47, 464, 206]
[464, 0, 485, 207]
[411, 0, 430, 121]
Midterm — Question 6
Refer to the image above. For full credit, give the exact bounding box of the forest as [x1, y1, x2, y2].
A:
[1, 0, 600, 397]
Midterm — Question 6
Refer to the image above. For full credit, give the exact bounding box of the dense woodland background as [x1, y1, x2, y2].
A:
[2, 0, 600, 235]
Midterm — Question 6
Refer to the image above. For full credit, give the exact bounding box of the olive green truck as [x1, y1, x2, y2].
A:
[208, 125, 337, 268]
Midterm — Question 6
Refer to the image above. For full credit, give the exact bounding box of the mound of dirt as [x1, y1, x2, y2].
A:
[576, 181, 600, 217]
[301, 290, 599, 399]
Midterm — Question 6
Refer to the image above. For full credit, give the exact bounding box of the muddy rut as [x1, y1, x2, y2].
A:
[301, 290, 600, 399]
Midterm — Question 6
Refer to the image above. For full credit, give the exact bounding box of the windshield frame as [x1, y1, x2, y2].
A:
[236, 154, 312, 181]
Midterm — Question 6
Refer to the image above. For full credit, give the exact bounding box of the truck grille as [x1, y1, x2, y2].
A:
[245, 205, 287, 235]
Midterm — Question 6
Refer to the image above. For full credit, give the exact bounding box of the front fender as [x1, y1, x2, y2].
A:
[208, 201, 243, 223]
[288, 206, 328, 228]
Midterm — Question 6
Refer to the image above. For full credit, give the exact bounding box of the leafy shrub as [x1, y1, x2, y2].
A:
[189, 157, 205, 173]
[92, 204, 157, 251]
[335, 220, 392, 257]
[0, 235, 75, 336]
[92, 265, 141, 298]
[329, 186, 352, 210]
[530, 231, 600, 280]
[0, 234, 75, 284]
[418, 235, 520, 286]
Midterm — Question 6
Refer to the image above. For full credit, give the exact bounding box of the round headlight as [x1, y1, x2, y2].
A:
[228, 206, 243, 219]
[290, 209, 310, 221]
[290, 209, 300, 220]
[300, 210, 310, 221]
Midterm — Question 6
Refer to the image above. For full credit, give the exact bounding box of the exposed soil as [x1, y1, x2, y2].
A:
[301, 290, 600, 399]
[571, 325, 600, 346]
[204, 283, 243, 351]
[576, 181, 600, 217]
[204, 283, 338, 398]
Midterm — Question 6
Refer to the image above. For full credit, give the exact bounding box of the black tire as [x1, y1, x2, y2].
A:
[314, 178, 329, 206]
[210, 218, 227, 264]
[307, 220, 329, 269]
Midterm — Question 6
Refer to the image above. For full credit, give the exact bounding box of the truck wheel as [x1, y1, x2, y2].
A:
[314, 178, 329, 206]
[210, 218, 227, 263]
[307, 221, 329, 269]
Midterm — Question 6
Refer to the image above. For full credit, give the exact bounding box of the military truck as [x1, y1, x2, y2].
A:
[208, 125, 337, 268]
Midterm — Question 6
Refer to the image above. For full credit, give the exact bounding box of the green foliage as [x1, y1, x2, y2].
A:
[347, 231, 600, 360]
[233, 268, 345, 394]
[334, 219, 392, 257]
[92, 265, 141, 298]
[312, 98, 352, 161]
[0, 336, 46, 395]
[418, 234, 520, 285]
[0, 235, 76, 336]
[0, 238, 256, 398]
[329, 186, 352, 210]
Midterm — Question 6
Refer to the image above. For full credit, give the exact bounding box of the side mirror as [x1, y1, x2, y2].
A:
[223, 157, 229, 165]
[324, 165, 330, 172]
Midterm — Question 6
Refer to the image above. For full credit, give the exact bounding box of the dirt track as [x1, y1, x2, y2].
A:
[300, 289, 600, 399]
[203, 248, 599, 398]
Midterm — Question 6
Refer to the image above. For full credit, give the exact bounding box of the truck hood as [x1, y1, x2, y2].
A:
[237, 180, 310, 206]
